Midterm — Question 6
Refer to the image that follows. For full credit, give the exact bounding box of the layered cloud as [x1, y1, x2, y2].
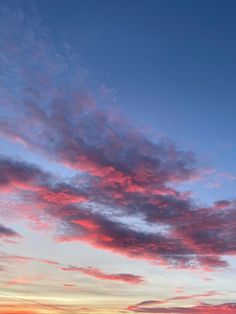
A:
[0, 2, 236, 273]
[127, 302, 236, 313]
[127, 292, 236, 313]
[0, 155, 235, 270]
[128, 291, 220, 307]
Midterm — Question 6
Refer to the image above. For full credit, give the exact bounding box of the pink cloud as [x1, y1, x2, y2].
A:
[0, 251, 59, 266]
[1, 157, 236, 270]
[0, 251, 144, 285]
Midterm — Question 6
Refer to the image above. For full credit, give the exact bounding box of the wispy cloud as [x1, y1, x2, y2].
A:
[60, 265, 144, 284]
[0, 251, 143, 285]
[0, 251, 59, 266]
[4, 275, 44, 287]
[128, 291, 220, 309]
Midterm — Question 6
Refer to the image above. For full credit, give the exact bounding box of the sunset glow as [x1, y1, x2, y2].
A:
[0, 1, 236, 313]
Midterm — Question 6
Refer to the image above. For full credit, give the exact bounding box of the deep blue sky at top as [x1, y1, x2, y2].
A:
[33, 0, 236, 200]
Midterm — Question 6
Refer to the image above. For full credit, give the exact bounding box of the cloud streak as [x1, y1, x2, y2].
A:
[0, 251, 143, 285]
[60, 265, 144, 284]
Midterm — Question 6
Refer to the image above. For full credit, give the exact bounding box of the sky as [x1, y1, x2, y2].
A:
[0, 0, 236, 313]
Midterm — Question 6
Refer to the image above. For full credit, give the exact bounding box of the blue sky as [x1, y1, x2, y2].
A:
[0, 1, 236, 314]
[36, 0, 236, 202]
